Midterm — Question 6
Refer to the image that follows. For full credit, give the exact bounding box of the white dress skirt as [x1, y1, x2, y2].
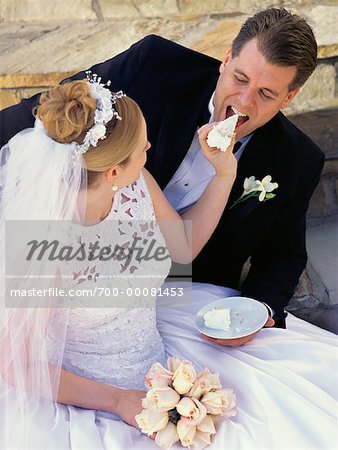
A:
[9, 282, 333, 450]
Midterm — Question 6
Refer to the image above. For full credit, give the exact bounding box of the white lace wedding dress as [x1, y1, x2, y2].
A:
[7, 174, 338, 449]
[46, 174, 170, 391]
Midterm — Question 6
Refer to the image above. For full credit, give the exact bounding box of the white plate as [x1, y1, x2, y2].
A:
[195, 296, 268, 339]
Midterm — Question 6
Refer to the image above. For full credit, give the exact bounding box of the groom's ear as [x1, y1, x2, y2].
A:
[280, 87, 300, 109]
[219, 48, 232, 74]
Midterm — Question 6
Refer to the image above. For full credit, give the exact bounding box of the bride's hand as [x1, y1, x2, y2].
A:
[197, 123, 237, 180]
[114, 389, 146, 429]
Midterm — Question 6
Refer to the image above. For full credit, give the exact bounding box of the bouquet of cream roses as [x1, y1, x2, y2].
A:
[135, 356, 236, 450]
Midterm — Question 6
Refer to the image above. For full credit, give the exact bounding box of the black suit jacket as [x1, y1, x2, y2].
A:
[0, 35, 325, 325]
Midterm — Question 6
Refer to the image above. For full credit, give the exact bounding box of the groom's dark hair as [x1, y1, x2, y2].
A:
[231, 8, 317, 91]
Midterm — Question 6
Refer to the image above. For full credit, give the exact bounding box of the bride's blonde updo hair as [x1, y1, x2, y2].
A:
[37, 79, 144, 186]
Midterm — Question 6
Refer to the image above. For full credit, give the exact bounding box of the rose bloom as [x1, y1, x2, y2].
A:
[189, 369, 222, 399]
[176, 397, 207, 427]
[155, 422, 179, 450]
[201, 388, 237, 417]
[196, 369, 221, 389]
[190, 430, 212, 450]
[177, 420, 196, 447]
[146, 386, 180, 411]
[145, 362, 173, 389]
[167, 356, 182, 373]
[196, 415, 216, 435]
[135, 408, 169, 436]
[172, 361, 197, 395]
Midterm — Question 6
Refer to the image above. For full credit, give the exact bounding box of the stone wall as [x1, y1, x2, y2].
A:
[1, 0, 338, 21]
[1, 1, 337, 115]
[291, 108, 338, 221]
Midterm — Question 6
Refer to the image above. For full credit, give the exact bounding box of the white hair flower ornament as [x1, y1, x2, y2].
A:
[72, 71, 126, 161]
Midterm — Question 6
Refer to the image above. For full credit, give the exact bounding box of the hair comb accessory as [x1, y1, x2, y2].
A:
[72, 71, 126, 161]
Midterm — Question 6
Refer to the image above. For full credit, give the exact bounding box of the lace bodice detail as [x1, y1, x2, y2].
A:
[47, 173, 171, 389]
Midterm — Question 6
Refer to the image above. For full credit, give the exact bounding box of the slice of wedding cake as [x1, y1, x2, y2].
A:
[204, 308, 232, 331]
[206, 114, 239, 151]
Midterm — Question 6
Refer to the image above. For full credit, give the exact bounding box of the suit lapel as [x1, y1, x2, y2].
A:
[226, 123, 276, 220]
[150, 80, 216, 190]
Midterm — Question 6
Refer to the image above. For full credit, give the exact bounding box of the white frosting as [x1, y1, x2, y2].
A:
[204, 308, 231, 331]
[206, 114, 239, 151]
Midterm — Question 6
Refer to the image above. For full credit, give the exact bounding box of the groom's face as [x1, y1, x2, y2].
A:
[213, 38, 300, 140]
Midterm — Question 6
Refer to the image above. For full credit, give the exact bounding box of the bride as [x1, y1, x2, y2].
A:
[0, 76, 336, 450]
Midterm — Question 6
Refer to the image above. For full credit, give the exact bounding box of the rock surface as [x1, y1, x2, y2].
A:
[1, 1, 337, 114]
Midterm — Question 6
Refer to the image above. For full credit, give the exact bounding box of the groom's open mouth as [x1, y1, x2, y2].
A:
[226, 106, 249, 128]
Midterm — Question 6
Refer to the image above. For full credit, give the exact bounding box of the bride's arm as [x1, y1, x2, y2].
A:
[57, 366, 145, 428]
[1, 357, 144, 429]
[143, 124, 237, 262]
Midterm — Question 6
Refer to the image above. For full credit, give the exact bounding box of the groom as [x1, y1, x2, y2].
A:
[0, 8, 324, 339]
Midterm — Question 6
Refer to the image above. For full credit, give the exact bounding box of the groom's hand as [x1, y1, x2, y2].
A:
[200, 316, 275, 347]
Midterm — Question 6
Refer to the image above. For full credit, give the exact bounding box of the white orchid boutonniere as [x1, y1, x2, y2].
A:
[230, 175, 278, 209]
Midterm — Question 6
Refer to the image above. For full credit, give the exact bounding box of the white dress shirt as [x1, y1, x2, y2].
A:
[163, 93, 252, 213]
